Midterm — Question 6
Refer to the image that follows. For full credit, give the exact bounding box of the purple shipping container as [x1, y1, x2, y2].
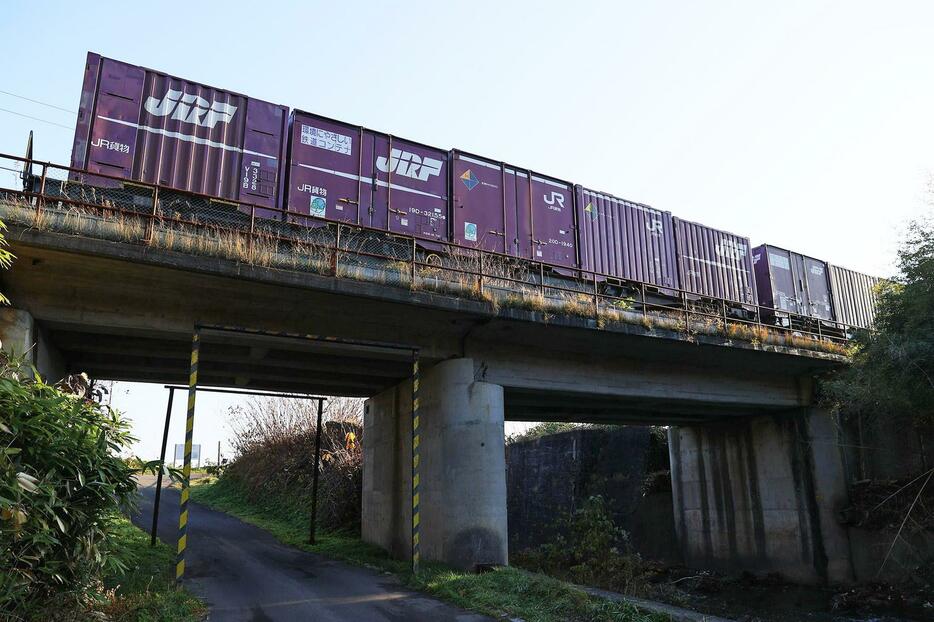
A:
[451, 151, 576, 268]
[70, 52, 289, 214]
[575, 187, 676, 289]
[752, 244, 833, 320]
[287, 111, 448, 241]
[673, 218, 757, 305]
[828, 264, 880, 329]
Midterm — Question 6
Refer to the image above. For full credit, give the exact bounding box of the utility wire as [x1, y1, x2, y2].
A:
[0, 107, 73, 130]
[0, 90, 77, 115]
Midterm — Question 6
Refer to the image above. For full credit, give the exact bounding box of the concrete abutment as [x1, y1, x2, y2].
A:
[0, 307, 65, 382]
[669, 408, 853, 584]
[362, 357, 507, 570]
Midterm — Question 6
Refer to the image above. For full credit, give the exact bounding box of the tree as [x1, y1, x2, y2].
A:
[822, 215, 934, 437]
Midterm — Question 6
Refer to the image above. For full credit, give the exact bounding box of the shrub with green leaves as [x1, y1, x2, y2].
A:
[513, 496, 647, 596]
[0, 369, 139, 613]
[822, 216, 934, 434]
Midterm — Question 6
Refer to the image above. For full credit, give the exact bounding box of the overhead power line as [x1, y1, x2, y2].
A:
[0, 107, 73, 130]
[0, 90, 77, 115]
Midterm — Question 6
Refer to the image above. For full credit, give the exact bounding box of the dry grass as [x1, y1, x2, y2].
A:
[0, 197, 851, 358]
[225, 396, 364, 531]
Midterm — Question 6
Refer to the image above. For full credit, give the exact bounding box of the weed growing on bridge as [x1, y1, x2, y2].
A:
[0, 197, 850, 357]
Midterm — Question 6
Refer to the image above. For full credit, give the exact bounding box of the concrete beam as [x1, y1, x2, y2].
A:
[52, 332, 412, 375]
[475, 341, 811, 412]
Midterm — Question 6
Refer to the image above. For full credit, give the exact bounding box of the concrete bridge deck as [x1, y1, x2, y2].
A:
[3, 220, 841, 424]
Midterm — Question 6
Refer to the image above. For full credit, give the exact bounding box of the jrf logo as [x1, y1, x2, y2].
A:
[144, 89, 238, 129]
[376, 149, 443, 181]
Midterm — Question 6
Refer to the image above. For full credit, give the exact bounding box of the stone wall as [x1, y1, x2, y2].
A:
[837, 411, 933, 481]
[505, 426, 679, 562]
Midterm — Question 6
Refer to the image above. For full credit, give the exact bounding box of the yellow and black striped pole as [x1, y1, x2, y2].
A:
[176, 329, 200, 583]
[411, 353, 420, 573]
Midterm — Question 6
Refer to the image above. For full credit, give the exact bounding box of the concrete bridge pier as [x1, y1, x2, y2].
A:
[0, 308, 65, 382]
[669, 408, 853, 584]
[362, 357, 508, 570]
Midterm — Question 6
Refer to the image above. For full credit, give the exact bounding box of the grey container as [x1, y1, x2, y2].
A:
[828, 264, 880, 329]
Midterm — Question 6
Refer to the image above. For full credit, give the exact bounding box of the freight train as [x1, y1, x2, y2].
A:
[62, 52, 879, 331]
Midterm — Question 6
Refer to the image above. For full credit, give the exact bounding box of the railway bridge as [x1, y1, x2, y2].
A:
[0, 185, 855, 584]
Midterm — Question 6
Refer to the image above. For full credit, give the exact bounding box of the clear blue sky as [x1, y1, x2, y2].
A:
[2, 1, 933, 456]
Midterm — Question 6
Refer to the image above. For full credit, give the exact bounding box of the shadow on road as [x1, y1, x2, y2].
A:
[133, 475, 487, 622]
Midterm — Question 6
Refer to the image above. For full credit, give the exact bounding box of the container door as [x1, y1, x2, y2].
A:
[453, 152, 508, 252]
[373, 136, 448, 241]
[791, 252, 810, 316]
[503, 168, 521, 257]
[287, 115, 363, 225]
[803, 258, 833, 320]
[513, 170, 533, 259]
[766, 248, 797, 313]
[752, 246, 772, 308]
[86, 58, 145, 179]
[528, 175, 576, 269]
[239, 99, 286, 215]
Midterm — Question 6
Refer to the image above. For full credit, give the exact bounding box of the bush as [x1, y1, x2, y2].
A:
[506, 422, 593, 444]
[513, 496, 647, 596]
[221, 396, 364, 533]
[0, 367, 139, 614]
[822, 216, 934, 436]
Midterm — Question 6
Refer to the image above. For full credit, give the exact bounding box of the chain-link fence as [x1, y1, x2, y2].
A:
[0, 152, 855, 356]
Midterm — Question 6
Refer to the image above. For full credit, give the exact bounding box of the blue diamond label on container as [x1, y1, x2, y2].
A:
[464, 222, 478, 242]
[310, 196, 327, 218]
[584, 202, 598, 221]
[460, 169, 479, 191]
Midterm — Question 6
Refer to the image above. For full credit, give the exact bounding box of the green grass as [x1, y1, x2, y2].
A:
[94, 514, 206, 622]
[191, 477, 663, 622]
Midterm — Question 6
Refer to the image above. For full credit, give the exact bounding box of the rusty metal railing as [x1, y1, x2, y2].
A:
[0, 153, 860, 355]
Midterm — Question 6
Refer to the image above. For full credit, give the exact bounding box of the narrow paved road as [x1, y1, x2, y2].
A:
[132, 476, 488, 622]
